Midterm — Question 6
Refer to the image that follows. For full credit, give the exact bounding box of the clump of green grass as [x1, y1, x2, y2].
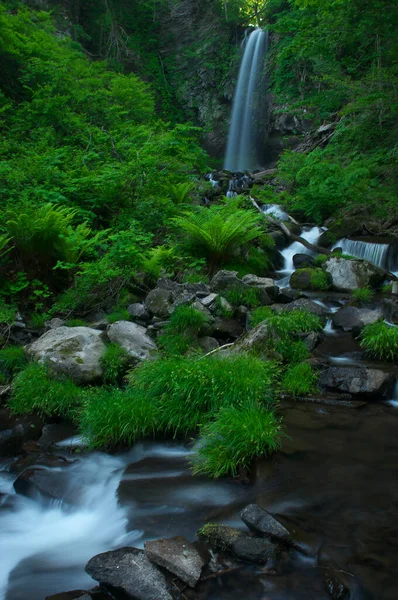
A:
[310, 269, 331, 290]
[282, 362, 318, 396]
[224, 286, 262, 308]
[381, 283, 393, 295]
[158, 304, 208, 356]
[29, 313, 50, 329]
[100, 343, 131, 385]
[360, 321, 398, 361]
[107, 309, 131, 324]
[314, 254, 328, 267]
[0, 345, 27, 381]
[213, 296, 233, 318]
[352, 286, 374, 303]
[249, 306, 274, 327]
[268, 310, 322, 336]
[191, 403, 281, 478]
[80, 387, 159, 448]
[66, 319, 87, 327]
[9, 363, 82, 420]
[274, 339, 309, 364]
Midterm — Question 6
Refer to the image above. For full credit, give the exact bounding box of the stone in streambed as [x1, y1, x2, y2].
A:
[145, 536, 205, 588]
[107, 321, 157, 362]
[198, 523, 278, 564]
[280, 297, 328, 318]
[319, 366, 393, 397]
[331, 306, 380, 332]
[324, 257, 385, 291]
[85, 547, 172, 600]
[292, 253, 315, 269]
[240, 504, 291, 542]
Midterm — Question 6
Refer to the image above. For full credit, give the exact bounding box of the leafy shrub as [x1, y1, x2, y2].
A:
[360, 321, 398, 361]
[173, 205, 264, 273]
[29, 312, 50, 329]
[224, 286, 262, 308]
[100, 343, 131, 385]
[282, 362, 318, 396]
[0, 345, 27, 381]
[169, 182, 195, 204]
[9, 363, 82, 420]
[352, 286, 374, 303]
[191, 404, 281, 478]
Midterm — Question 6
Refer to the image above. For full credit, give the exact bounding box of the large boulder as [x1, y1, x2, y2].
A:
[319, 367, 393, 397]
[107, 321, 157, 362]
[85, 547, 172, 600]
[241, 274, 278, 299]
[145, 288, 174, 318]
[210, 270, 246, 293]
[145, 536, 205, 588]
[25, 327, 106, 384]
[127, 303, 150, 321]
[198, 523, 278, 564]
[332, 307, 381, 332]
[290, 268, 332, 291]
[324, 257, 385, 291]
[280, 298, 328, 318]
[292, 254, 315, 269]
[231, 323, 270, 354]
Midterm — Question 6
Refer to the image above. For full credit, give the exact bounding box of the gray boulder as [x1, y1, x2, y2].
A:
[145, 288, 174, 318]
[85, 547, 172, 600]
[241, 274, 278, 299]
[107, 321, 157, 362]
[325, 257, 385, 291]
[44, 318, 65, 330]
[240, 504, 290, 542]
[200, 293, 218, 308]
[198, 336, 219, 352]
[292, 253, 315, 269]
[212, 317, 244, 338]
[127, 303, 150, 321]
[25, 326, 106, 384]
[332, 306, 381, 332]
[303, 331, 324, 352]
[280, 298, 328, 318]
[210, 270, 246, 293]
[231, 322, 270, 354]
[319, 367, 393, 397]
[145, 536, 205, 588]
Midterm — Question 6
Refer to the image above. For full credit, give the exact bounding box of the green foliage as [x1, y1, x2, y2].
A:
[107, 309, 131, 324]
[0, 304, 17, 325]
[9, 363, 82, 419]
[268, 310, 323, 336]
[223, 286, 262, 308]
[173, 205, 264, 272]
[352, 286, 374, 303]
[382, 283, 393, 295]
[282, 362, 318, 396]
[100, 343, 131, 385]
[158, 304, 208, 356]
[249, 306, 274, 327]
[360, 321, 398, 362]
[310, 269, 331, 291]
[274, 338, 309, 364]
[29, 312, 50, 329]
[66, 319, 87, 327]
[80, 387, 158, 448]
[314, 254, 328, 267]
[191, 403, 281, 478]
[0, 345, 27, 381]
[170, 182, 195, 205]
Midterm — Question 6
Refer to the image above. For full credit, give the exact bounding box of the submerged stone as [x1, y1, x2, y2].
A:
[145, 536, 205, 588]
[240, 504, 290, 542]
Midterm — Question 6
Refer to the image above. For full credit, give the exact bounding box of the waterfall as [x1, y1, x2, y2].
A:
[224, 29, 269, 172]
[331, 238, 398, 273]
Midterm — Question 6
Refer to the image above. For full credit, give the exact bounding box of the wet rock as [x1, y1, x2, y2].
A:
[231, 536, 279, 564]
[210, 270, 246, 293]
[127, 303, 150, 321]
[212, 317, 244, 338]
[26, 326, 106, 384]
[231, 322, 270, 354]
[240, 504, 290, 542]
[107, 321, 157, 362]
[145, 535, 205, 588]
[184, 281, 210, 295]
[277, 287, 300, 304]
[290, 268, 332, 291]
[323, 568, 350, 599]
[13, 456, 75, 499]
[293, 254, 315, 269]
[0, 409, 43, 456]
[332, 306, 381, 332]
[38, 422, 78, 449]
[44, 318, 66, 330]
[198, 336, 219, 352]
[303, 331, 324, 352]
[325, 257, 385, 291]
[319, 367, 393, 397]
[198, 523, 244, 550]
[200, 293, 219, 308]
[145, 288, 175, 318]
[241, 274, 278, 298]
[85, 547, 172, 600]
[281, 298, 328, 318]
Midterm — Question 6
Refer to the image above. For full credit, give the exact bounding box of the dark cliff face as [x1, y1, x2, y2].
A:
[156, 0, 241, 159]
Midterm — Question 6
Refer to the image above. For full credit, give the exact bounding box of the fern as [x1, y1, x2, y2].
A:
[170, 182, 195, 204]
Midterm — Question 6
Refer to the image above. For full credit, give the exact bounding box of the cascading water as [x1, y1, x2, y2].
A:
[332, 238, 398, 274]
[224, 29, 269, 172]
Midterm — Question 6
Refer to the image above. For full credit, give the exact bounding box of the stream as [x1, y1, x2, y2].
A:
[1, 222, 398, 600]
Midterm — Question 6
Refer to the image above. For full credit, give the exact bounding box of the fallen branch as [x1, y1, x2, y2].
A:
[198, 343, 234, 360]
[250, 197, 332, 255]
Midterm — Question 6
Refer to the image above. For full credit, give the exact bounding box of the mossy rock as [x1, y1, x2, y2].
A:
[290, 268, 332, 291]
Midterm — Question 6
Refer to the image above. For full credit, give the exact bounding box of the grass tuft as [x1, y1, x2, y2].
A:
[360, 321, 398, 361]
[282, 362, 318, 396]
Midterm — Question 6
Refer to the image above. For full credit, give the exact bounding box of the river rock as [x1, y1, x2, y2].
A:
[107, 321, 157, 362]
[200, 293, 218, 308]
[331, 306, 381, 332]
[25, 326, 106, 384]
[241, 274, 278, 298]
[293, 254, 315, 269]
[231, 536, 278, 564]
[145, 288, 174, 318]
[85, 547, 172, 600]
[324, 257, 385, 291]
[280, 298, 328, 318]
[290, 268, 332, 291]
[319, 367, 393, 397]
[240, 504, 290, 542]
[0, 409, 43, 456]
[231, 322, 270, 353]
[198, 336, 219, 352]
[127, 303, 150, 321]
[145, 536, 205, 588]
[303, 331, 324, 352]
[210, 270, 246, 293]
[212, 317, 244, 338]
